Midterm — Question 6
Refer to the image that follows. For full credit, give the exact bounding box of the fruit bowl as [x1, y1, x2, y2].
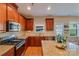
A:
[56, 43, 67, 49]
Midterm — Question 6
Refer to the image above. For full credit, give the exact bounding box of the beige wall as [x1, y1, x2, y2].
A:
[34, 16, 46, 32]
[33, 16, 79, 32]
[54, 16, 79, 25]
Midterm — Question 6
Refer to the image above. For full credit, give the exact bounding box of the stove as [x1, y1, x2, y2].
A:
[0, 39, 25, 48]
[0, 40, 20, 45]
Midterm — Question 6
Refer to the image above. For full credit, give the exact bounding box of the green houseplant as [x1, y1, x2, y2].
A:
[56, 34, 67, 49]
[56, 34, 63, 43]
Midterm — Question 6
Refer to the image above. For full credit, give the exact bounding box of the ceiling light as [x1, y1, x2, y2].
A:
[27, 6, 31, 10]
[47, 6, 51, 10]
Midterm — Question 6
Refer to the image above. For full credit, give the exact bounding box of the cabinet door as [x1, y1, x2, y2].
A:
[35, 37, 41, 46]
[7, 4, 18, 22]
[0, 4, 6, 31]
[26, 18, 33, 31]
[13, 10, 18, 22]
[27, 37, 34, 46]
[19, 15, 23, 31]
[23, 18, 26, 30]
[24, 19, 26, 30]
[19, 15, 25, 31]
[46, 18, 54, 31]
[27, 37, 41, 46]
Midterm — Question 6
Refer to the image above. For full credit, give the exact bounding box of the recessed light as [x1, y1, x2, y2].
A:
[47, 6, 51, 10]
[27, 6, 31, 10]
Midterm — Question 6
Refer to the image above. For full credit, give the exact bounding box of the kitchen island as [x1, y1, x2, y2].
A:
[42, 40, 79, 56]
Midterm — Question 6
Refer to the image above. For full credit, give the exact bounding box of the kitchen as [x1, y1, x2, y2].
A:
[0, 3, 79, 56]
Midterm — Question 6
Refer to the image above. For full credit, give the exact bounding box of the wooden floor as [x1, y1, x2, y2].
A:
[23, 46, 43, 56]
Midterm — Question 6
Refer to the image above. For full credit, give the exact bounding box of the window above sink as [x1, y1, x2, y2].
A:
[36, 25, 44, 32]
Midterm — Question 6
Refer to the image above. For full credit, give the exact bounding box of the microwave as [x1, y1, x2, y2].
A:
[7, 21, 21, 31]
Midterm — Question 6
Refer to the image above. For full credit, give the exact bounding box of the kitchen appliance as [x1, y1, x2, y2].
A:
[7, 20, 21, 31]
[0, 35, 25, 56]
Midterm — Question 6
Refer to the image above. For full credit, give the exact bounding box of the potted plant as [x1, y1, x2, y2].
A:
[56, 34, 67, 49]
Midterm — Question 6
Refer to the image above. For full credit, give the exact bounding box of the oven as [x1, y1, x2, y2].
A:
[15, 39, 25, 56]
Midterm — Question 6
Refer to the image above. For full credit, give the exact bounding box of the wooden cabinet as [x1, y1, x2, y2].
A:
[25, 38, 29, 49]
[19, 15, 23, 31]
[2, 47, 14, 56]
[27, 36, 45, 46]
[35, 37, 42, 46]
[22, 18, 26, 31]
[0, 3, 18, 31]
[0, 4, 7, 31]
[27, 36, 55, 47]
[7, 4, 18, 22]
[26, 18, 34, 31]
[0, 3, 27, 32]
[46, 18, 54, 31]
[19, 14, 26, 31]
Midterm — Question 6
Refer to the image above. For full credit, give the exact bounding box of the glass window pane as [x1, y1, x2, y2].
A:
[56, 24, 64, 36]
[69, 22, 77, 36]
[70, 29, 77, 36]
[77, 24, 79, 36]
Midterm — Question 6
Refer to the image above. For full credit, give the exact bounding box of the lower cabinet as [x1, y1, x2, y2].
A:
[2, 47, 14, 56]
[27, 36, 55, 46]
[24, 39, 28, 54]
[27, 36, 45, 46]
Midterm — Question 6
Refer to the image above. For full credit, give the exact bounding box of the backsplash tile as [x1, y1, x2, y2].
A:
[0, 32, 20, 39]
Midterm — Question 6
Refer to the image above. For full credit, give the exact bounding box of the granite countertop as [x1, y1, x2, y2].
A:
[17, 35, 28, 39]
[0, 45, 14, 56]
[16, 31, 55, 39]
[42, 40, 79, 56]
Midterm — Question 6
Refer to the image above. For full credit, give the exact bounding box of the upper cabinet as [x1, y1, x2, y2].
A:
[19, 14, 26, 31]
[26, 18, 34, 31]
[46, 18, 54, 31]
[7, 4, 19, 23]
[0, 4, 7, 31]
[0, 3, 28, 32]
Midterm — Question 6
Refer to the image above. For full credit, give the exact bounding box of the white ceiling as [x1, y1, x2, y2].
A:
[16, 3, 79, 17]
